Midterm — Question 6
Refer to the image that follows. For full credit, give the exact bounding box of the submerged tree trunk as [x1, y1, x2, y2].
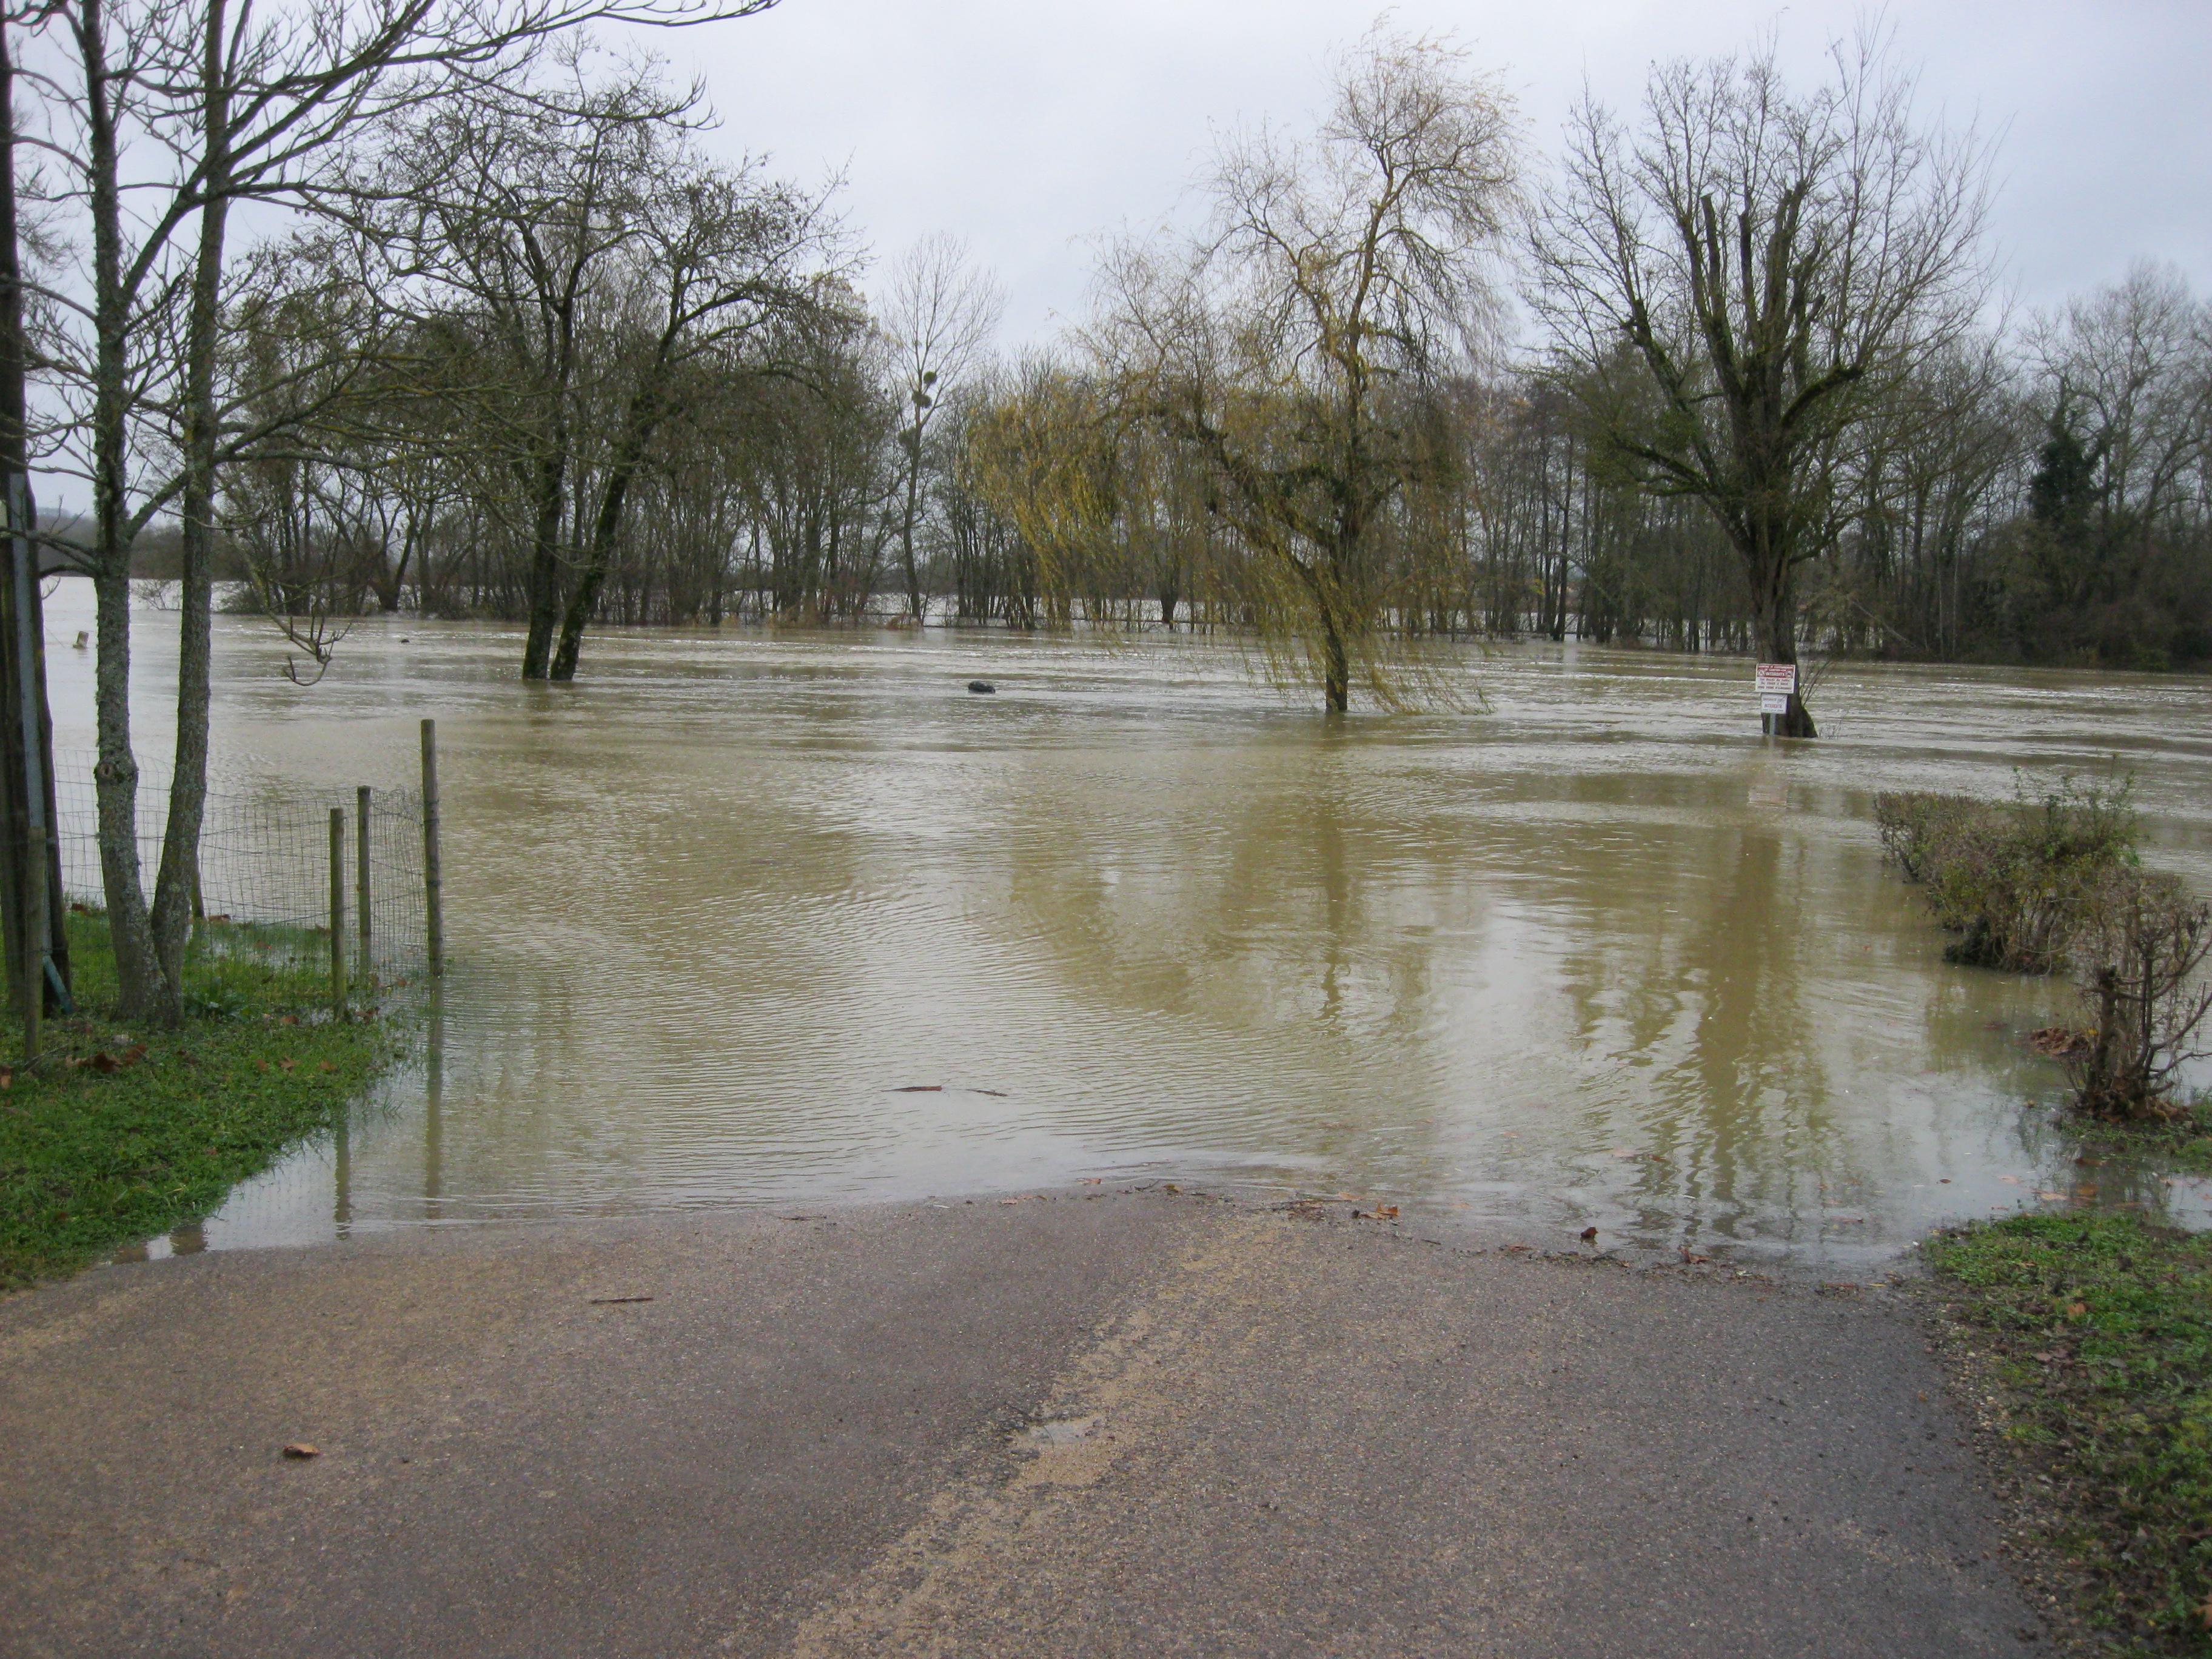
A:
[551, 384, 663, 680]
[1746, 529, 1818, 739]
[549, 459, 640, 680]
[520, 451, 568, 679]
[1319, 611, 1349, 714]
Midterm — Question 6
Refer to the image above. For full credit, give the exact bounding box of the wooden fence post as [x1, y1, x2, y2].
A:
[421, 719, 443, 978]
[20, 822, 39, 1064]
[356, 785, 372, 973]
[328, 808, 347, 1013]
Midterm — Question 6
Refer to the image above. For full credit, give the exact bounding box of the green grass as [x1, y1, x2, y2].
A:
[1928, 1212, 2212, 1654]
[0, 908, 400, 1287]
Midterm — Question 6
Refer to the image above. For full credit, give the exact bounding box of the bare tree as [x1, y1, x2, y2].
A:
[545, 155, 845, 675]
[1528, 26, 1994, 736]
[877, 233, 1000, 622]
[1087, 22, 1521, 711]
[19, 0, 774, 1019]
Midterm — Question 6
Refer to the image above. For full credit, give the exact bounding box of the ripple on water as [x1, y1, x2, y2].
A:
[37, 584, 2211, 1268]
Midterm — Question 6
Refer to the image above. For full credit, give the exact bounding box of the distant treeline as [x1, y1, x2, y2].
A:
[47, 27, 2190, 681]
[224, 256, 2210, 675]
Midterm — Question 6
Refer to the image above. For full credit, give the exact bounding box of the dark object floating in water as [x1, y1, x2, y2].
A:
[967, 680, 996, 694]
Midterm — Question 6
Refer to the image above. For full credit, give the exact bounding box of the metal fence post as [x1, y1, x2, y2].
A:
[328, 808, 347, 1013]
[421, 719, 443, 978]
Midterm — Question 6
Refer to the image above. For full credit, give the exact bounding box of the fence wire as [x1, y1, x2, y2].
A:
[51, 751, 432, 977]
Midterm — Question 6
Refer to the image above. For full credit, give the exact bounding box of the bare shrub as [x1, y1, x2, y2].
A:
[2062, 884, 2212, 1121]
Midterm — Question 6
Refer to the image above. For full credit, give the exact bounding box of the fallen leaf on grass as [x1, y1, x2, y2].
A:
[2066, 1302, 2088, 1319]
[276, 1057, 296, 1072]
[281, 1443, 320, 1459]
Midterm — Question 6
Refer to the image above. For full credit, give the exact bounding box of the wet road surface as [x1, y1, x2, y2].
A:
[2, 1193, 2037, 1657]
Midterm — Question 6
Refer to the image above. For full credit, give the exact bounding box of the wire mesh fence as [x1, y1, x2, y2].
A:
[50, 751, 433, 980]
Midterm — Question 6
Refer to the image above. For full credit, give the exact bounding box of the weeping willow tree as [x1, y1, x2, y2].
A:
[1075, 23, 1522, 711]
[965, 357, 1119, 631]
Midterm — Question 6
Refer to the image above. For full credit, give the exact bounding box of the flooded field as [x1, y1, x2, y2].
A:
[45, 580, 2212, 1271]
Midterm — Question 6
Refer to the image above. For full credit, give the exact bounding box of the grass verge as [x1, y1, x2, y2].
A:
[0, 909, 400, 1288]
[1928, 1212, 2212, 1655]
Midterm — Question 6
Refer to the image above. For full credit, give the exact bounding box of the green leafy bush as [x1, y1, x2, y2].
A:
[1875, 777, 2139, 972]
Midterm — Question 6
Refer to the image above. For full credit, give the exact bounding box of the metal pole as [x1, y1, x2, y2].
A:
[328, 808, 346, 1013]
[421, 719, 442, 978]
[356, 785, 372, 973]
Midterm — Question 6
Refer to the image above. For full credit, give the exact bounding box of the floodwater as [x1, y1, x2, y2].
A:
[42, 579, 2212, 1272]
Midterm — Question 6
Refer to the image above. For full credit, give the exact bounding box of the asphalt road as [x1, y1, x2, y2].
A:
[0, 1192, 2039, 1657]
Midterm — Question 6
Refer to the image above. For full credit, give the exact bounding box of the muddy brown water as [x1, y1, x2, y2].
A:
[42, 580, 2212, 1272]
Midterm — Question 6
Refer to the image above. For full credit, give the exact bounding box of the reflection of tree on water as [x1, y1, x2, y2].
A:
[1671, 828, 1838, 1244]
[1553, 814, 1845, 1248]
[997, 732, 1475, 1156]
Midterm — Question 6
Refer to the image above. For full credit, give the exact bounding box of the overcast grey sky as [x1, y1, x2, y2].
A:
[669, 0, 2211, 346]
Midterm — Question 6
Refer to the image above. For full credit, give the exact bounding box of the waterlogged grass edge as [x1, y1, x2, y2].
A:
[0, 910, 405, 1289]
